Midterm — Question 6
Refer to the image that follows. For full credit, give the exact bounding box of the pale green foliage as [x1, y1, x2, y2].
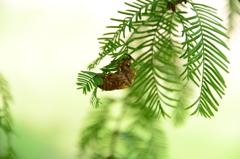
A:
[77, 0, 229, 118]
[0, 74, 16, 159]
[226, 0, 240, 37]
[78, 97, 167, 159]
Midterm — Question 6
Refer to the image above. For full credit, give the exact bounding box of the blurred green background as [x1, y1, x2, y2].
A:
[0, 0, 240, 159]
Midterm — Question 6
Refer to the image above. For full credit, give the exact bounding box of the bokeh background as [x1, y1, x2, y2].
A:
[0, 0, 239, 159]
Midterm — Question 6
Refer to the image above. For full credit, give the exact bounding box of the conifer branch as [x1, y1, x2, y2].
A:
[77, 0, 230, 158]
[178, 1, 229, 117]
[77, 0, 229, 118]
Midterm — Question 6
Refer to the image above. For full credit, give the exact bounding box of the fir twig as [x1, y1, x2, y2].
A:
[77, 0, 229, 118]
